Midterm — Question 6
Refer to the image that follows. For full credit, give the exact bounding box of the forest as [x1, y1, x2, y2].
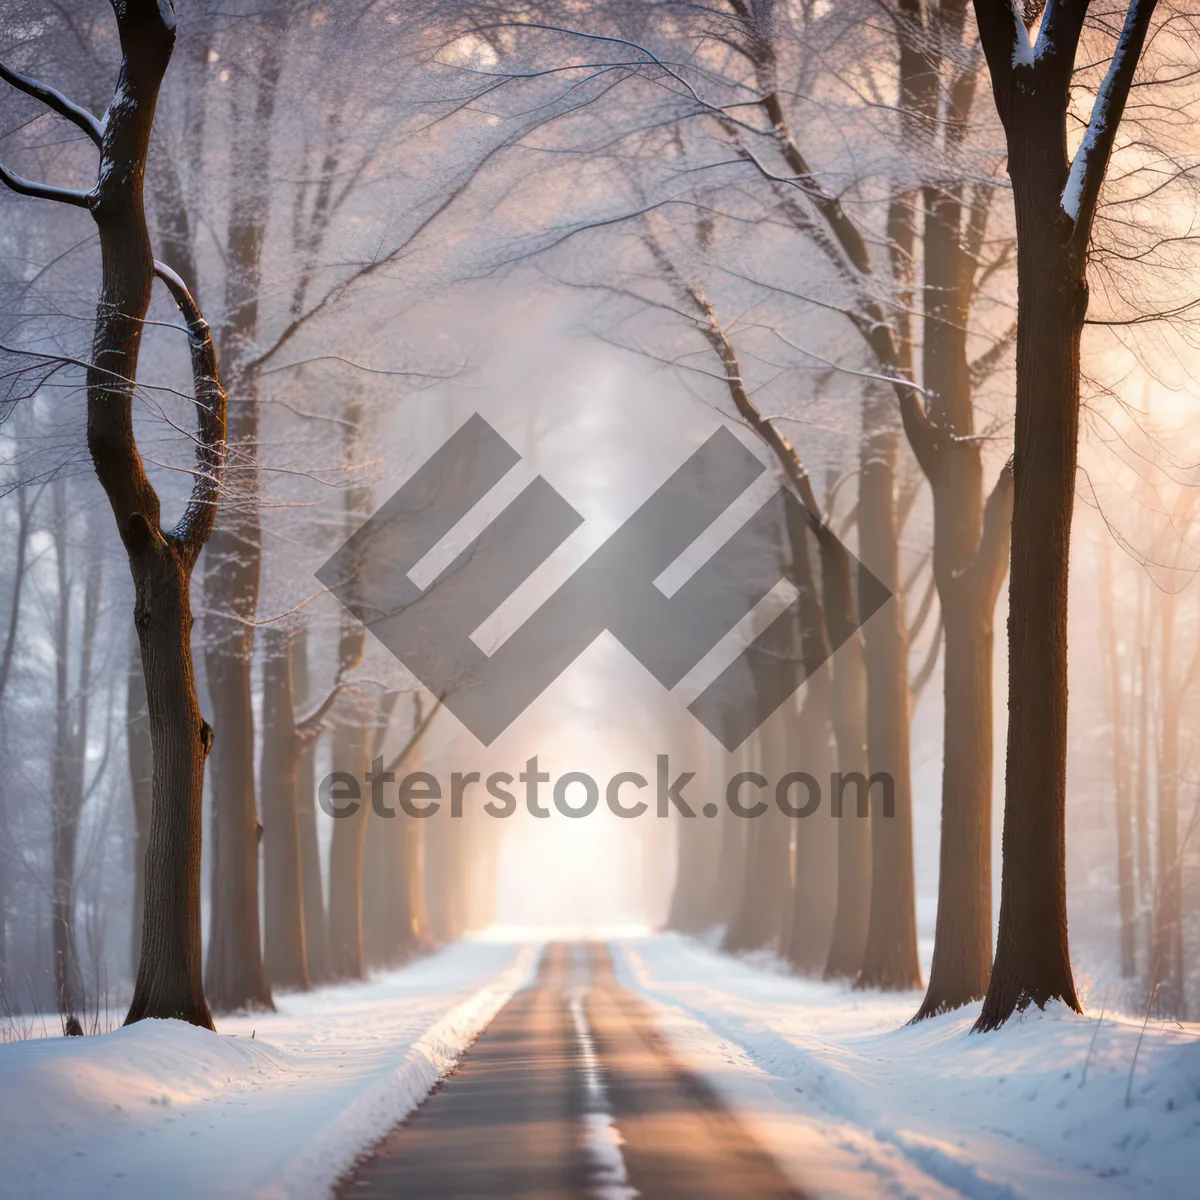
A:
[0, 2, 1198, 1198]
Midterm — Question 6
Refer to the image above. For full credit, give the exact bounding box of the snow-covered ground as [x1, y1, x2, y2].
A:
[2, 932, 1195, 1200]
[615, 934, 1200, 1200]
[0, 938, 536, 1199]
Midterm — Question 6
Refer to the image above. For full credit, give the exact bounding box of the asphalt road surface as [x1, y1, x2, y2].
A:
[338, 941, 804, 1199]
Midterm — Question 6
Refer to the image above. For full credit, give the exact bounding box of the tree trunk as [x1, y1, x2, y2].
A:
[0, 485, 33, 987]
[1134, 576, 1153, 965]
[327, 709, 370, 978]
[260, 628, 309, 991]
[200, 18, 285, 1014]
[855, 420, 921, 991]
[1100, 546, 1137, 978]
[128, 634, 152, 981]
[785, 672, 839, 972]
[292, 627, 329, 983]
[203, 613, 272, 1009]
[975, 127, 1085, 1029]
[50, 483, 101, 1020]
[124, 542, 214, 1028]
[723, 721, 792, 954]
[1152, 590, 1184, 1016]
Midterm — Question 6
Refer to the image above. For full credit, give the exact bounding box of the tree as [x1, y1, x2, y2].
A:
[1099, 540, 1137, 979]
[48, 482, 103, 1023]
[0, 0, 227, 1028]
[259, 625, 348, 990]
[0, 472, 38, 987]
[970, 0, 1160, 1031]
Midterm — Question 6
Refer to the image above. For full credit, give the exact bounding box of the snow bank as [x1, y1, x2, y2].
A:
[0, 938, 537, 1199]
[615, 934, 1200, 1200]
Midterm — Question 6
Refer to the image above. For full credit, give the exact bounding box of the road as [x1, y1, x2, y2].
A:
[338, 941, 804, 1199]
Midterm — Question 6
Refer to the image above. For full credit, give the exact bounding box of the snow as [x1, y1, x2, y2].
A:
[615, 934, 1200, 1200]
[1008, 0, 1037, 70]
[569, 988, 637, 1200]
[1061, 0, 1143, 220]
[0, 938, 536, 1199]
[4, 931, 1195, 1199]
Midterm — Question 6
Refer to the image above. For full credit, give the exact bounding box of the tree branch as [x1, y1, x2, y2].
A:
[910, 613, 944, 700]
[153, 262, 227, 562]
[961, 457, 1014, 604]
[0, 61, 104, 147]
[1064, 0, 1161, 243]
[294, 681, 353, 747]
[908, 563, 940, 645]
[0, 163, 91, 209]
[384, 696, 444, 776]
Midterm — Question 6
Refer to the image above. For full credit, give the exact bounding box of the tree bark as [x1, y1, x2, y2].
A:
[973, 86, 1086, 1029]
[292, 627, 330, 983]
[785, 671, 839, 973]
[855, 418, 921, 991]
[819, 525, 871, 980]
[1100, 545, 1137, 978]
[1152, 588, 1185, 1016]
[50, 492, 102, 1021]
[969, 0, 1160, 1029]
[723, 724, 791, 954]
[0, 484, 33, 985]
[127, 633, 152, 980]
[202, 18, 284, 1014]
[260, 627, 309, 991]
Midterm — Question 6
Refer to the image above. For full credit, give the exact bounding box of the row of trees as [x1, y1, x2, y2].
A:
[1, 0, 1197, 1030]
[462, 0, 1193, 1025]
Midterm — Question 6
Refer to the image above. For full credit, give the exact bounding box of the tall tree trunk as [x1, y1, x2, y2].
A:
[128, 635, 152, 980]
[292, 627, 329, 982]
[723, 723, 791, 954]
[50, 480, 102, 1020]
[1100, 545, 1137, 978]
[327, 710, 369, 978]
[0, 484, 33, 985]
[820, 534, 871, 979]
[974, 115, 1086, 1031]
[971, 0, 1156, 1036]
[855, 419, 921, 991]
[1152, 589, 1184, 1016]
[202, 21, 284, 1014]
[260, 628, 309, 991]
[785, 671, 839, 972]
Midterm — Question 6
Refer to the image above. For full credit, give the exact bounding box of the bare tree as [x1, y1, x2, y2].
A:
[48, 482, 103, 1024]
[970, 0, 1160, 1031]
[259, 624, 348, 990]
[0, 0, 227, 1027]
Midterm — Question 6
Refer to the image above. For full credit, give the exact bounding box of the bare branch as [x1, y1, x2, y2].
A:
[910, 613, 944, 700]
[1064, 0, 1162, 243]
[384, 697, 444, 776]
[0, 163, 91, 209]
[961, 457, 1014, 604]
[153, 262, 227, 561]
[295, 682, 354, 747]
[0, 60, 104, 147]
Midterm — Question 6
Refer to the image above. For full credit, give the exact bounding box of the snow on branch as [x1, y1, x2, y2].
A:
[1008, 0, 1037, 66]
[1060, 0, 1160, 234]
